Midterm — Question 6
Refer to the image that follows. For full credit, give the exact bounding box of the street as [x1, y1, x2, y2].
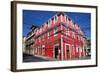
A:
[23, 53, 91, 62]
[23, 53, 50, 62]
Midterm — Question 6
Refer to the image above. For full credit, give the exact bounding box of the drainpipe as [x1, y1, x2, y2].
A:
[61, 23, 63, 60]
[61, 35, 63, 60]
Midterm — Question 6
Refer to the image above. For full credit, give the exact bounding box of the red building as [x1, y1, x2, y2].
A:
[32, 12, 86, 60]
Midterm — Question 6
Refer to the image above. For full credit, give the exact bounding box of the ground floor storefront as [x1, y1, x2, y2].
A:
[33, 37, 86, 61]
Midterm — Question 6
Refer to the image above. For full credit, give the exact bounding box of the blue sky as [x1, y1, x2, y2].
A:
[23, 10, 91, 38]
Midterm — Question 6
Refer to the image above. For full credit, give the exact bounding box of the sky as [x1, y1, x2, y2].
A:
[23, 10, 91, 38]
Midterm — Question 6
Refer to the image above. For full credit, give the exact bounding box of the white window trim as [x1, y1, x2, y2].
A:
[48, 32, 50, 39]
[42, 45, 45, 48]
[76, 45, 79, 52]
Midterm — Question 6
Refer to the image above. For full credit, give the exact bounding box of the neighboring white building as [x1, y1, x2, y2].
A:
[22, 36, 26, 53]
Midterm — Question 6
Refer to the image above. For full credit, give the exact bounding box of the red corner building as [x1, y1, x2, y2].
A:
[33, 12, 86, 60]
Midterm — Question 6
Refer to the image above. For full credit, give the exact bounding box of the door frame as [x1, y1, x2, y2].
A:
[53, 44, 59, 59]
[65, 43, 70, 59]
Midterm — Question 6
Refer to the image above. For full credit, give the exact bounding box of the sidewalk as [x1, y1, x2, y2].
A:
[34, 55, 56, 61]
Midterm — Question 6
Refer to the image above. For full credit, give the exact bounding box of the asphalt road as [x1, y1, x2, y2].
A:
[23, 53, 91, 62]
[23, 53, 50, 62]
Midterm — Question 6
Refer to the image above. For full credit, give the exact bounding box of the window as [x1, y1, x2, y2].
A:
[48, 20, 51, 27]
[76, 46, 79, 52]
[39, 37, 40, 42]
[66, 44, 70, 59]
[42, 45, 45, 48]
[36, 48, 38, 53]
[54, 16, 58, 24]
[61, 14, 62, 22]
[72, 31, 74, 38]
[54, 28, 57, 36]
[42, 35, 44, 41]
[76, 35, 78, 40]
[47, 22, 50, 28]
[66, 16, 68, 22]
[55, 16, 58, 22]
[66, 28, 69, 36]
[44, 34, 45, 39]
[48, 32, 50, 38]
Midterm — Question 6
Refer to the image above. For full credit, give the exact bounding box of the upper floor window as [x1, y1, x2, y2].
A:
[76, 47, 80, 53]
[72, 31, 74, 38]
[54, 28, 57, 36]
[48, 31, 50, 38]
[39, 37, 40, 42]
[66, 28, 70, 36]
[55, 16, 58, 22]
[48, 20, 51, 27]
[47, 22, 49, 28]
[64, 15, 66, 22]
[43, 33, 46, 40]
[76, 35, 78, 40]
[42, 35, 45, 41]
[61, 14, 62, 22]
[66, 16, 68, 23]
[54, 16, 58, 24]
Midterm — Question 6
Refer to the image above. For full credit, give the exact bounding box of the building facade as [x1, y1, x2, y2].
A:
[85, 39, 91, 57]
[22, 36, 26, 53]
[26, 12, 87, 60]
[25, 25, 37, 55]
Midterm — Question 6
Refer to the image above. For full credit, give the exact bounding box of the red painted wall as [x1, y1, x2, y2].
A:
[33, 12, 85, 60]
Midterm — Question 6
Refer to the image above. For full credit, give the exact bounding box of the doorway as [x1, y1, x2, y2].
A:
[78, 47, 80, 58]
[54, 45, 59, 59]
[66, 45, 70, 59]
